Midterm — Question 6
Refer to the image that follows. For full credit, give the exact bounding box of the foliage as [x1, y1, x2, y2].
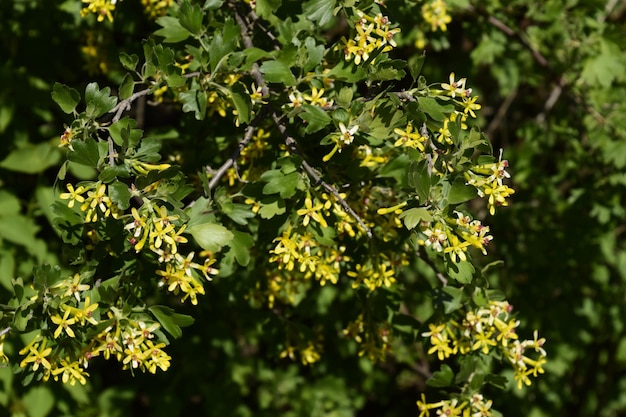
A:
[0, 0, 624, 416]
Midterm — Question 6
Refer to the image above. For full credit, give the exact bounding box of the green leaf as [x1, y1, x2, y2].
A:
[485, 374, 508, 390]
[51, 83, 80, 114]
[441, 286, 464, 313]
[187, 222, 234, 251]
[581, 39, 625, 88]
[302, 0, 336, 26]
[258, 196, 286, 219]
[327, 61, 367, 82]
[148, 305, 195, 339]
[226, 231, 254, 266]
[179, 0, 204, 36]
[155, 16, 191, 43]
[261, 170, 302, 198]
[298, 104, 331, 134]
[203, 0, 224, 10]
[179, 86, 207, 120]
[303, 37, 325, 72]
[427, 364, 454, 387]
[398, 207, 433, 230]
[108, 181, 131, 210]
[0, 142, 61, 174]
[119, 52, 139, 71]
[408, 160, 431, 202]
[208, 19, 240, 72]
[23, 386, 54, 417]
[447, 260, 475, 284]
[230, 82, 251, 125]
[0, 215, 39, 248]
[260, 60, 296, 86]
[108, 117, 143, 147]
[447, 178, 477, 204]
[68, 137, 100, 167]
[85, 83, 118, 119]
[119, 73, 134, 100]
[408, 53, 425, 81]
[417, 97, 451, 122]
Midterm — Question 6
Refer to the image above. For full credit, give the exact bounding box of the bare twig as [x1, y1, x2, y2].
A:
[466, 5, 548, 68]
[207, 108, 268, 190]
[230, 3, 373, 238]
[0, 327, 10, 337]
[485, 87, 517, 138]
[272, 113, 373, 238]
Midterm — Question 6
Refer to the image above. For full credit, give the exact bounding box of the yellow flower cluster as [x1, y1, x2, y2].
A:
[280, 337, 324, 366]
[269, 227, 348, 287]
[421, 0, 452, 32]
[417, 393, 493, 417]
[141, 0, 174, 18]
[465, 154, 515, 215]
[80, 0, 173, 22]
[419, 211, 493, 263]
[60, 181, 122, 223]
[422, 300, 547, 387]
[18, 272, 173, 384]
[343, 314, 393, 362]
[341, 11, 400, 65]
[125, 205, 219, 305]
[393, 122, 428, 151]
[80, 0, 116, 23]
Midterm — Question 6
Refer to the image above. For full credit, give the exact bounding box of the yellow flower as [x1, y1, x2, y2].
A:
[60, 184, 86, 208]
[296, 195, 328, 228]
[51, 309, 77, 338]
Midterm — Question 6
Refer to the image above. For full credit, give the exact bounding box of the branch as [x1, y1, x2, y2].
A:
[0, 327, 10, 338]
[466, 5, 548, 68]
[207, 108, 268, 190]
[230, 3, 373, 238]
[272, 112, 373, 238]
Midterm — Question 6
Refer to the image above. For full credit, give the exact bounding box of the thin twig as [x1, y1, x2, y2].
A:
[273, 114, 373, 238]
[0, 327, 10, 337]
[207, 108, 268, 190]
[231, 3, 373, 238]
[466, 5, 548, 68]
[485, 87, 517, 138]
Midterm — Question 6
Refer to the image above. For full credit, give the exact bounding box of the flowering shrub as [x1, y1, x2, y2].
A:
[0, 0, 583, 415]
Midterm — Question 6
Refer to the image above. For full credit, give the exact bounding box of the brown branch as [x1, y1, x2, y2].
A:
[207, 108, 268, 190]
[230, 3, 373, 238]
[485, 87, 517, 139]
[466, 5, 548, 68]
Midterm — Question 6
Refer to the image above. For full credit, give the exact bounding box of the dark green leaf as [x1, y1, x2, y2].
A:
[179, 0, 204, 36]
[108, 181, 131, 210]
[187, 222, 234, 251]
[225, 231, 254, 266]
[408, 53, 425, 81]
[447, 260, 475, 284]
[417, 97, 450, 122]
[230, 82, 251, 125]
[179, 87, 207, 120]
[69, 137, 100, 167]
[447, 178, 478, 204]
[0, 142, 61, 174]
[85, 83, 118, 119]
[260, 60, 296, 86]
[51, 83, 80, 114]
[298, 104, 331, 134]
[119, 52, 139, 71]
[398, 207, 433, 230]
[119, 73, 134, 100]
[149, 305, 195, 339]
[408, 160, 431, 202]
[155, 16, 191, 43]
[442, 286, 464, 314]
[261, 170, 302, 198]
[427, 364, 454, 387]
[302, 0, 336, 26]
